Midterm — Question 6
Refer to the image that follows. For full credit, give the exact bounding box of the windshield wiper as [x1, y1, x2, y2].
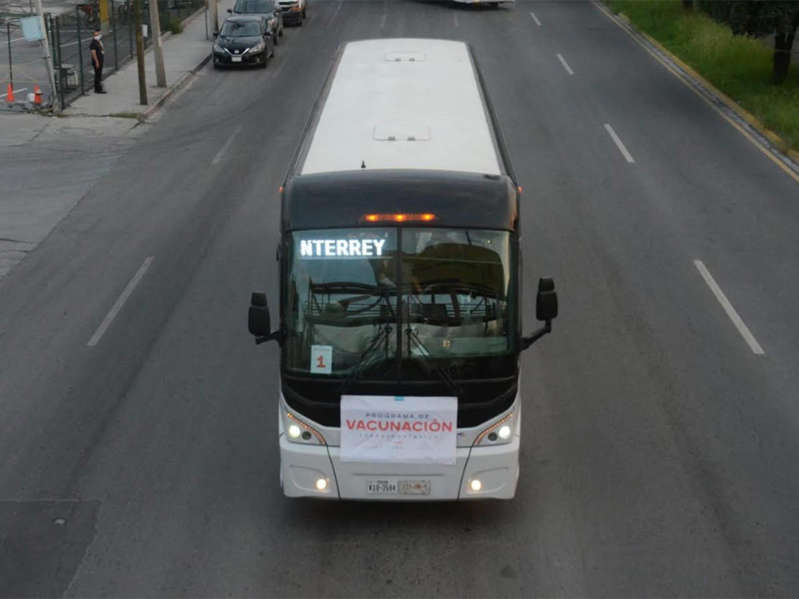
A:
[405, 326, 461, 397]
[339, 321, 393, 393]
[339, 287, 397, 392]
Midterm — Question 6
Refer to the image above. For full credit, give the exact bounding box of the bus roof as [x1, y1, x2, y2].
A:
[299, 38, 504, 177]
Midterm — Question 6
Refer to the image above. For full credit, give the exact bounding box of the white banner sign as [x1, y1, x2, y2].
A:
[340, 395, 457, 464]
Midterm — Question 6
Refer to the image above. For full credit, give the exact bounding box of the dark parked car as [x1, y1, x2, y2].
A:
[212, 16, 275, 69]
[228, 0, 283, 43]
[277, 0, 306, 26]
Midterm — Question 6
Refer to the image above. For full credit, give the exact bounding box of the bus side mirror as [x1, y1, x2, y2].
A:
[521, 278, 558, 350]
[536, 277, 558, 321]
[249, 292, 274, 343]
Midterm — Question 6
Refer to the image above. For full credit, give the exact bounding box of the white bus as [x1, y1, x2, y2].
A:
[249, 38, 558, 500]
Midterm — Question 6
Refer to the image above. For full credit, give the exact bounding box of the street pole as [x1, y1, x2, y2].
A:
[6, 23, 12, 92]
[34, 0, 59, 111]
[149, 0, 166, 87]
[206, 0, 217, 40]
[133, 0, 147, 104]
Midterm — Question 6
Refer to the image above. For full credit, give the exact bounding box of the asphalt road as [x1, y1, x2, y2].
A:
[2, 0, 799, 596]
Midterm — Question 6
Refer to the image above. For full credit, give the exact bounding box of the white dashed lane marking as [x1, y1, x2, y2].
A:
[557, 53, 575, 75]
[604, 123, 635, 163]
[87, 256, 154, 347]
[694, 260, 765, 355]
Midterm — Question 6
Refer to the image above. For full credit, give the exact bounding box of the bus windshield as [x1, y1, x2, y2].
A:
[285, 227, 514, 378]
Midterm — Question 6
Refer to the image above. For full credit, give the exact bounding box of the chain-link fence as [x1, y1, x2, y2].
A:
[1, 0, 204, 110]
[51, 0, 204, 107]
[1, 15, 54, 109]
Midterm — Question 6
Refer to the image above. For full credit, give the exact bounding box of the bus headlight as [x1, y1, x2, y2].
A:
[475, 412, 515, 446]
[284, 412, 326, 445]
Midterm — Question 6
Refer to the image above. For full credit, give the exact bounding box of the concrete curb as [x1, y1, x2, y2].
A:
[139, 52, 210, 121]
[138, 3, 211, 121]
[595, 1, 799, 177]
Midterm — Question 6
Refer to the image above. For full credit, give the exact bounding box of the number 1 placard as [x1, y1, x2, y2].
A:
[310, 345, 333, 374]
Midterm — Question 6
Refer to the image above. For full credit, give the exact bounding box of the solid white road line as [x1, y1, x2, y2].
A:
[87, 256, 154, 347]
[694, 260, 765, 355]
[556, 53, 574, 75]
[604, 123, 635, 163]
[529, 11, 541, 26]
[211, 125, 242, 165]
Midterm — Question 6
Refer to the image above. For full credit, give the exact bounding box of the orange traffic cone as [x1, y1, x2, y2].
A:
[5, 83, 13, 103]
[33, 85, 42, 106]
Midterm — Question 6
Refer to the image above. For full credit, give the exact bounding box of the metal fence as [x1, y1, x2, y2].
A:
[1, 15, 53, 108]
[1, 0, 204, 110]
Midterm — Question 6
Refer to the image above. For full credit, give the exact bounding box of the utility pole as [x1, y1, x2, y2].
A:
[149, 0, 166, 87]
[206, 0, 218, 40]
[34, 0, 59, 111]
[133, 0, 147, 104]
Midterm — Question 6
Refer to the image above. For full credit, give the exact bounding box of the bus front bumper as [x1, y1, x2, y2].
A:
[279, 434, 519, 500]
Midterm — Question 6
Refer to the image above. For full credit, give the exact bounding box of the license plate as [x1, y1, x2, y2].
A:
[399, 479, 431, 495]
[366, 479, 431, 496]
[231, 56, 242, 63]
[367, 479, 397, 495]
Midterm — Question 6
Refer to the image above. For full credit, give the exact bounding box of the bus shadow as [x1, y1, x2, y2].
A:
[276, 495, 521, 538]
[407, 0, 508, 11]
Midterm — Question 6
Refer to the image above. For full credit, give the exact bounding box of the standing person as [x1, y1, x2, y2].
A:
[89, 29, 106, 93]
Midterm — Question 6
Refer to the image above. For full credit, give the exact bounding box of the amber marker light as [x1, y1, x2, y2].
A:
[361, 213, 437, 223]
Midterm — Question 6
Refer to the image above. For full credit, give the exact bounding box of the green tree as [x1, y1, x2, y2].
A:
[698, 0, 799, 83]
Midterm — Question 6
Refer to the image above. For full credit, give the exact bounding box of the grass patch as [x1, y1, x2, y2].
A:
[165, 19, 183, 35]
[607, 0, 799, 152]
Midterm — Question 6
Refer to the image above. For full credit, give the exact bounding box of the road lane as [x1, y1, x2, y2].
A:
[1, 1, 799, 597]
[0, 7, 339, 499]
[547, 0, 799, 362]
[482, 1, 799, 594]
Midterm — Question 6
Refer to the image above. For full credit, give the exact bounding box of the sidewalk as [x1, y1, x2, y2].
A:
[63, 0, 232, 119]
[0, 0, 232, 280]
